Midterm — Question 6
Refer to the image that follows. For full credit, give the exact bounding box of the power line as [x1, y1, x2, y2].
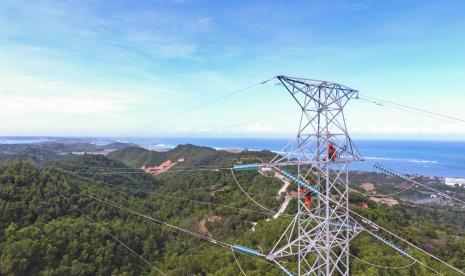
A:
[358, 95, 465, 125]
[44, 139, 465, 275]
[58, 168, 288, 218]
[119, 77, 276, 137]
[350, 180, 418, 198]
[350, 253, 417, 270]
[230, 169, 276, 214]
[360, 228, 443, 275]
[62, 181, 281, 272]
[230, 163, 456, 273]
[54, 179, 166, 275]
[234, 166, 451, 274]
[76, 206, 166, 275]
[358, 97, 462, 126]
[26, 74, 465, 274]
[324, 180, 455, 274]
[51, 154, 462, 274]
[186, 110, 297, 137]
[61, 170, 289, 217]
[60, 167, 232, 175]
[351, 210, 464, 275]
[373, 162, 465, 205]
[233, 162, 448, 273]
[58, 163, 234, 171]
[64, 182, 233, 248]
[232, 248, 247, 276]
[313, 163, 464, 273]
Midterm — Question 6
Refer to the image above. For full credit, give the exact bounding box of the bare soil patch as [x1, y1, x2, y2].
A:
[361, 182, 375, 193]
[142, 159, 180, 175]
[369, 196, 399, 206]
[197, 215, 222, 238]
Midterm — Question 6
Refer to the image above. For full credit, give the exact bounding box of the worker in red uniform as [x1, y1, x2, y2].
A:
[299, 188, 312, 212]
[327, 142, 337, 161]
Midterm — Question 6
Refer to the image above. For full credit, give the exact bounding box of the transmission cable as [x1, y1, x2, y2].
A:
[119, 77, 276, 137]
[62, 181, 281, 272]
[54, 183, 166, 275]
[77, 206, 166, 275]
[369, 181, 418, 198]
[186, 110, 297, 137]
[351, 210, 464, 275]
[373, 162, 465, 205]
[317, 169, 463, 274]
[230, 169, 276, 214]
[59, 164, 232, 171]
[350, 253, 417, 270]
[360, 227, 443, 275]
[64, 182, 233, 248]
[55, 163, 235, 174]
[232, 248, 247, 276]
[348, 176, 417, 198]
[60, 161, 464, 274]
[358, 96, 465, 126]
[358, 97, 460, 125]
[359, 95, 465, 124]
[58, 168, 285, 217]
[65, 167, 294, 218]
[266, 164, 462, 274]
[61, 167, 232, 175]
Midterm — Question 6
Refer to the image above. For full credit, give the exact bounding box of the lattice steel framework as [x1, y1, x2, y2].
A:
[266, 76, 363, 275]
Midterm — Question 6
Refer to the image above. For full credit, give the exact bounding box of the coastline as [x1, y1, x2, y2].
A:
[1, 136, 465, 178]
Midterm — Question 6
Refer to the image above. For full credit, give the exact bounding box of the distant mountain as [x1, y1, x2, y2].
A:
[0, 142, 136, 168]
[0, 141, 135, 155]
[108, 144, 275, 168]
[99, 141, 137, 150]
[58, 154, 159, 190]
[0, 147, 72, 166]
[0, 142, 94, 154]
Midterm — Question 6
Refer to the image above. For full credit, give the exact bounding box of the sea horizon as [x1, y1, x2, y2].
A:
[1, 136, 465, 179]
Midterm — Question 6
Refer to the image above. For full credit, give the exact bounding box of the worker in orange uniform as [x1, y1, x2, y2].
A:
[299, 188, 312, 212]
[327, 142, 337, 161]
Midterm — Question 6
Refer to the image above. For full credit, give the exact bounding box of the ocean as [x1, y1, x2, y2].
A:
[1, 137, 465, 178]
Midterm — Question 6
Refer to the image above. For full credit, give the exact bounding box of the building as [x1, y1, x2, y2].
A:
[444, 177, 465, 187]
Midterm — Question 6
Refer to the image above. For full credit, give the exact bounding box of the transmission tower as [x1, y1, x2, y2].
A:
[266, 76, 363, 275]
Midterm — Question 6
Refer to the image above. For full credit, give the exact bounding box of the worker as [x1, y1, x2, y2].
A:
[299, 188, 312, 212]
[327, 142, 337, 161]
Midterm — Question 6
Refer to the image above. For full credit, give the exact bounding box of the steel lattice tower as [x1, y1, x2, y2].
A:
[266, 76, 363, 275]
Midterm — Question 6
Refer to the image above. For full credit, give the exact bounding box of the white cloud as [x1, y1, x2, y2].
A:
[243, 123, 276, 134]
[172, 126, 191, 132]
[0, 71, 139, 116]
[198, 17, 212, 28]
[0, 95, 135, 115]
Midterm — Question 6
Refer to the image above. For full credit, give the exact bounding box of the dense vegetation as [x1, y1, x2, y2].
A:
[0, 141, 134, 155]
[0, 144, 464, 275]
[108, 144, 274, 168]
[0, 142, 135, 166]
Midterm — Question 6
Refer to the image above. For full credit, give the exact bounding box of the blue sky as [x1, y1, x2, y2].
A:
[1, 0, 465, 139]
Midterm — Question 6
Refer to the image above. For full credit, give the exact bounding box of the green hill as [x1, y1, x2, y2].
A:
[0, 147, 72, 166]
[0, 147, 464, 275]
[0, 142, 135, 155]
[108, 144, 275, 168]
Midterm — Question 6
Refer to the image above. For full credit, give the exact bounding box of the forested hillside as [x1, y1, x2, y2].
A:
[0, 141, 136, 166]
[0, 145, 464, 275]
[108, 144, 274, 168]
[0, 147, 68, 166]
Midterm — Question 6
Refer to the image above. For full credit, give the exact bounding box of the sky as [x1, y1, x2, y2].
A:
[0, 0, 465, 139]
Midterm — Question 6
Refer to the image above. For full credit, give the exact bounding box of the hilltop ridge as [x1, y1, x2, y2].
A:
[108, 144, 275, 169]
